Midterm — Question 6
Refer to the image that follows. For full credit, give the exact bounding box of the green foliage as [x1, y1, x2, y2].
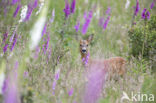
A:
[128, 16, 156, 61]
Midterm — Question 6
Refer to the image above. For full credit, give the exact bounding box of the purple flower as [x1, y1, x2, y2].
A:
[63, 0, 71, 18]
[103, 16, 110, 30]
[105, 7, 111, 15]
[83, 66, 106, 103]
[81, 10, 93, 35]
[2, 32, 8, 44]
[134, 0, 140, 16]
[82, 53, 90, 66]
[141, 8, 150, 20]
[3, 73, 19, 103]
[33, 0, 38, 9]
[24, 71, 29, 78]
[2, 79, 8, 94]
[24, 4, 33, 21]
[42, 33, 50, 54]
[34, 46, 40, 59]
[74, 20, 80, 32]
[3, 44, 8, 53]
[52, 81, 57, 90]
[13, 4, 21, 18]
[98, 17, 104, 27]
[42, 23, 47, 37]
[11, 0, 18, 5]
[68, 88, 74, 96]
[150, 0, 155, 9]
[50, 9, 55, 23]
[70, 0, 76, 13]
[55, 69, 60, 81]
[10, 34, 18, 51]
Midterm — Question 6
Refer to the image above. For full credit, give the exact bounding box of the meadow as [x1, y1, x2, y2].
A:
[0, 0, 156, 103]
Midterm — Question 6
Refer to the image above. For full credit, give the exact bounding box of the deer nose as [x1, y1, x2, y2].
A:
[82, 49, 86, 53]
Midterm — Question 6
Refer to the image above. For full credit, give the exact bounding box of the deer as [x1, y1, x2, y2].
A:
[79, 34, 126, 81]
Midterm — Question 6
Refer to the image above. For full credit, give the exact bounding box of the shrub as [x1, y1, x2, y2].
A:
[128, 15, 156, 69]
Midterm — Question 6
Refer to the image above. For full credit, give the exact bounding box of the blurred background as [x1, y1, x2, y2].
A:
[0, 0, 156, 103]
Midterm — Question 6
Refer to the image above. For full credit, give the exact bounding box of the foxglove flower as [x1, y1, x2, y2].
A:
[81, 10, 93, 35]
[34, 46, 40, 59]
[74, 20, 80, 32]
[55, 69, 60, 81]
[23, 71, 28, 78]
[3, 44, 8, 54]
[150, 0, 155, 9]
[103, 16, 110, 30]
[19, 5, 28, 23]
[82, 53, 90, 66]
[141, 8, 150, 20]
[3, 72, 19, 103]
[70, 0, 76, 13]
[50, 9, 55, 23]
[134, 0, 140, 16]
[68, 88, 74, 96]
[10, 34, 18, 51]
[12, 0, 20, 5]
[42, 33, 50, 54]
[13, 4, 21, 18]
[42, 23, 47, 37]
[125, 0, 130, 9]
[63, 0, 70, 18]
[36, 2, 44, 15]
[29, 3, 48, 50]
[33, 0, 38, 9]
[2, 32, 8, 44]
[105, 7, 111, 15]
[98, 17, 104, 27]
[24, 4, 34, 21]
[83, 65, 106, 103]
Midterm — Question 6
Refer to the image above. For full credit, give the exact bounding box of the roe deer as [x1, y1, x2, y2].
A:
[79, 34, 126, 80]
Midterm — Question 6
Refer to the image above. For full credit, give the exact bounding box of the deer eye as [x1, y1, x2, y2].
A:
[80, 44, 82, 46]
[87, 44, 88, 46]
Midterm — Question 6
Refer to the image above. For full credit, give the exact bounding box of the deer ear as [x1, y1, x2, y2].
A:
[87, 34, 94, 43]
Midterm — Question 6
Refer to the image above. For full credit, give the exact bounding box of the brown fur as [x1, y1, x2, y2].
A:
[80, 34, 126, 80]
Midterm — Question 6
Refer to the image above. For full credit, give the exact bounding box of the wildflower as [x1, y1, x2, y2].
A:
[3, 72, 19, 103]
[55, 69, 60, 81]
[81, 10, 93, 35]
[2, 32, 8, 44]
[68, 88, 74, 96]
[150, 0, 155, 9]
[10, 34, 18, 51]
[24, 4, 34, 21]
[70, 0, 76, 14]
[125, 0, 130, 9]
[2, 79, 7, 94]
[13, 4, 21, 18]
[19, 5, 28, 23]
[23, 71, 28, 78]
[12, 0, 19, 5]
[105, 7, 111, 15]
[82, 53, 90, 66]
[74, 20, 80, 32]
[42, 23, 47, 37]
[134, 0, 140, 16]
[103, 16, 110, 30]
[29, 4, 48, 50]
[42, 33, 50, 54]
[33, 0, 38, 9]
[98, 17, 104, 27]
[63, 0, 71, 18]
[141, 8, 150, 20]
[3, 44, 8, 54]
[34, 46, 40, 59]
[83, 65, 106, 103]
[52, 81, 56, 90]
[50, 9, 55, 23]
[36, 2, 44, 15]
